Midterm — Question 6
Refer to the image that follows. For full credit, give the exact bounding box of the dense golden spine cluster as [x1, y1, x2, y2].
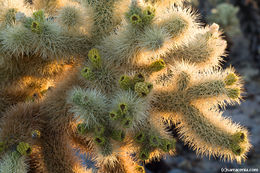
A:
[0, 0, 251, 172]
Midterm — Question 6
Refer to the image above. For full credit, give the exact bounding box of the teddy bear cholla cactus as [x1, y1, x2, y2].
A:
[0, 0, 251, 172]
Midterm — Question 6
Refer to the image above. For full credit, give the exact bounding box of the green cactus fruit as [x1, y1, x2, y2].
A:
[226, 88, 240, 99]
[111, 130, 125, 142]
[94, 125, 105, 135]
[31, 130, 41, 139]
[121, 116, 133, 128]
[130, 14, 142, 25]
[118, 103, 128, 115]
[134, 132, 146, 143]
[149, 135, 160, 147]
[81, 67, 93, 80]
[149, 59, 166, 72]
[88, 48, 101, 68]
[133, 73, 145, 84]
[33, 10, 45, 22]
[143, 7, 155, 23]
[94, 136, 106, 146]
[16, 142, 32, 156]
[109, 110, 121, 120]
[134, 82, 153, 97]
[139, 148, 150, 161]
[119, 75, 132, 90]
[31, 21, 43, 34]
[231, 132, 246, 143]
[135, 165, 145, 173]
[77, 123, 88, 135]
[230, 143, 244, 156]
[224, 73, 238, 86]
[159, 139, 176, 152]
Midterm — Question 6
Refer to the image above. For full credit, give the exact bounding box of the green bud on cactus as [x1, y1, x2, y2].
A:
[134, 82, 153, 97]
[31, 130, 41, 139]
[226, 88, 240, 99]
[109, 110, 121, 120]
[118, 103, 128, 115]
[149, 135, 160, 147]
[119, 75, 132, 90]
[88, 48, 101, 68]
[139, 148, 150, 161]
[224, 73, 238, 86]
[231, 132, 246, 143]
[81, 67, 94, 80]
[149, 59, 166, 72]
[230, 143, 244, 156]
[31, 21, 43, 34]
[77, 123, 88, 135]
[94, 136, 106, 146]
[33, 10, 45, 22]
[159, 139, 176, 152]
[111, 130, 125, 142]
[130, 14, 142, 25]
[143, 7, 155, 23]
[133, 73, 145, 84]
[16, 142, 32, 156]
[121, 116, 133, 128]
[134, 132, 146, 143]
